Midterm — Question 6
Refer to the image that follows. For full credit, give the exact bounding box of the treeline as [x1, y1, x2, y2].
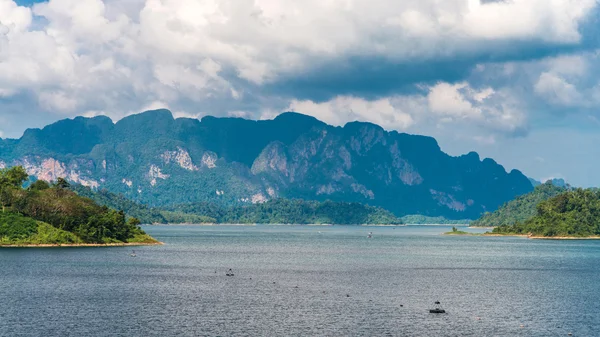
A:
[0, 166, 154, 244]
[72, 185, 403, 225]
[165, 199, 403, 225]
[71, 185, 214, 224]
[492, 188, 600, 237]
[70, 185, 168, 224]
[471, 182, 568, 227]
[401, 215, 471, 225]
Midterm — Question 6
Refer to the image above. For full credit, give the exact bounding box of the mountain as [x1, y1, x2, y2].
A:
[471, 181, 568, 227]
[529, 177, 569, 188]
[0, 110, 533, 219]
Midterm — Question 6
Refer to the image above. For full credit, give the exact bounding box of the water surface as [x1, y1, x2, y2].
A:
[1, 225, 599, 336]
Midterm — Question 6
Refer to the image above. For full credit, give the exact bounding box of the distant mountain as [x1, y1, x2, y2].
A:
[471, 181, 569, 227]
[529, 177, 569, 188]
[0, 110, 533, 219]
[528, 178, 541, 187]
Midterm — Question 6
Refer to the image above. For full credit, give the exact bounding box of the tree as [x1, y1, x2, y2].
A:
[128, 217, 142, 226]
[0, 166, 29, 212]
[55, 177, 70, 189]
[29, 180, 51, 191]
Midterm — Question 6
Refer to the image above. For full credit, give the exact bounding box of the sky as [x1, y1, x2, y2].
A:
[1, 0, 599, 186]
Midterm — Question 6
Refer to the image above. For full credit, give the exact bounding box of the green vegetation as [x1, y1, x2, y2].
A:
[471, 182, 568, 227]
[70, 185, 168, 224]
[165, 199, 403, 225]
[402, 215, 471, 225]
[70, 185, 403, 225]
[0, 166, 158, 246]
[0, 110, 535, 220]
[492, 188, 600, 237]
[443, 226, 474, 235]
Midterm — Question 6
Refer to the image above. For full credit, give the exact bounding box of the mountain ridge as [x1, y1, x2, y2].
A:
[0, 110, 533, 219]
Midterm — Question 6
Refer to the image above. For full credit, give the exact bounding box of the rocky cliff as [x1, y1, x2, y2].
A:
[0, 109, 533, 219]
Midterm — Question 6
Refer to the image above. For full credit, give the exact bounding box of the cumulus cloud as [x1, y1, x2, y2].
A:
[288, 96, 415, 130]
[0, 0, 597, 148]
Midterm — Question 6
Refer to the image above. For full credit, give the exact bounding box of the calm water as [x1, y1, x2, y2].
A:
[1, 225, 600, 336]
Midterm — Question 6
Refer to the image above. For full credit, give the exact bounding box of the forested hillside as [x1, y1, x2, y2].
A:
[0, 167, 157, 245]
[166, 199, 403, 225]
[471, 182, 568, 227]
[492, 189, 600, 237]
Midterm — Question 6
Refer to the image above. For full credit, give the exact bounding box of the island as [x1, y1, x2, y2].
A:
[491, 188, 600, 238]
[470, 182, 567, 228]
[0, 166, 160, 247]
[450, 186, 600, 239]
[444, 227, 476, 235]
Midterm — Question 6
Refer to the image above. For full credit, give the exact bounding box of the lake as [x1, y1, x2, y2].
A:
[1, 225, 599, 336]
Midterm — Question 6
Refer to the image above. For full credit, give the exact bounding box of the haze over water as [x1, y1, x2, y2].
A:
[1, 225, 599, 336]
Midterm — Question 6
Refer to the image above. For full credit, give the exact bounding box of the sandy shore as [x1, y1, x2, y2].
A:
[0, 242, 164, 248]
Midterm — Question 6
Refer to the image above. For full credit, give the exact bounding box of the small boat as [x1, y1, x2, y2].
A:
[226, 268, 234, 277]
[367, 232, 373, 238]
[429, 301, 446, 314]
[130, 250, 136, 257]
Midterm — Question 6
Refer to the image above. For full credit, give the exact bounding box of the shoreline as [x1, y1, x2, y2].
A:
[529, 236, 600, 240]
[443, 232, 600, 240]
[0, 241, 164, 248]
[147, 223, 404, 226]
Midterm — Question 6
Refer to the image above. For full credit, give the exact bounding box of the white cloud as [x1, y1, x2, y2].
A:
[288, 96, 415, 130]
[534, 72, 583, 106]
[0, 0, 32, 32]
[0, 0, 596, 142]
[426, 82, 527, 135]
[428, 82, 483, 119]
[38, 91, 79, 113]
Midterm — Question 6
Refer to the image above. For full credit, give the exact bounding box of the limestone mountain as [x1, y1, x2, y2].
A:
[0, 109, 533, 219]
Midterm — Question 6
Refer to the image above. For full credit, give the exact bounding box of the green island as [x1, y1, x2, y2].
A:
[0, 167, 160, 247]
[443, 227, 477, 235]
[73, 185, 404, 225]
[491, 188, 600, 238]
[451, 184, 600, 239]
[470, 182, 568, 228]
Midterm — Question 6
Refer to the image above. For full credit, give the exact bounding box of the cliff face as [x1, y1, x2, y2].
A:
[0, 109, 533, 219]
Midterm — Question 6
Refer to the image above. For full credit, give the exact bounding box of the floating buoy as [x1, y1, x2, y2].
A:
[346, 294, 351, 297]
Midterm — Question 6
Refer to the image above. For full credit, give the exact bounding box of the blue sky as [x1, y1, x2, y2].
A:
[1, 0, 599, 186]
